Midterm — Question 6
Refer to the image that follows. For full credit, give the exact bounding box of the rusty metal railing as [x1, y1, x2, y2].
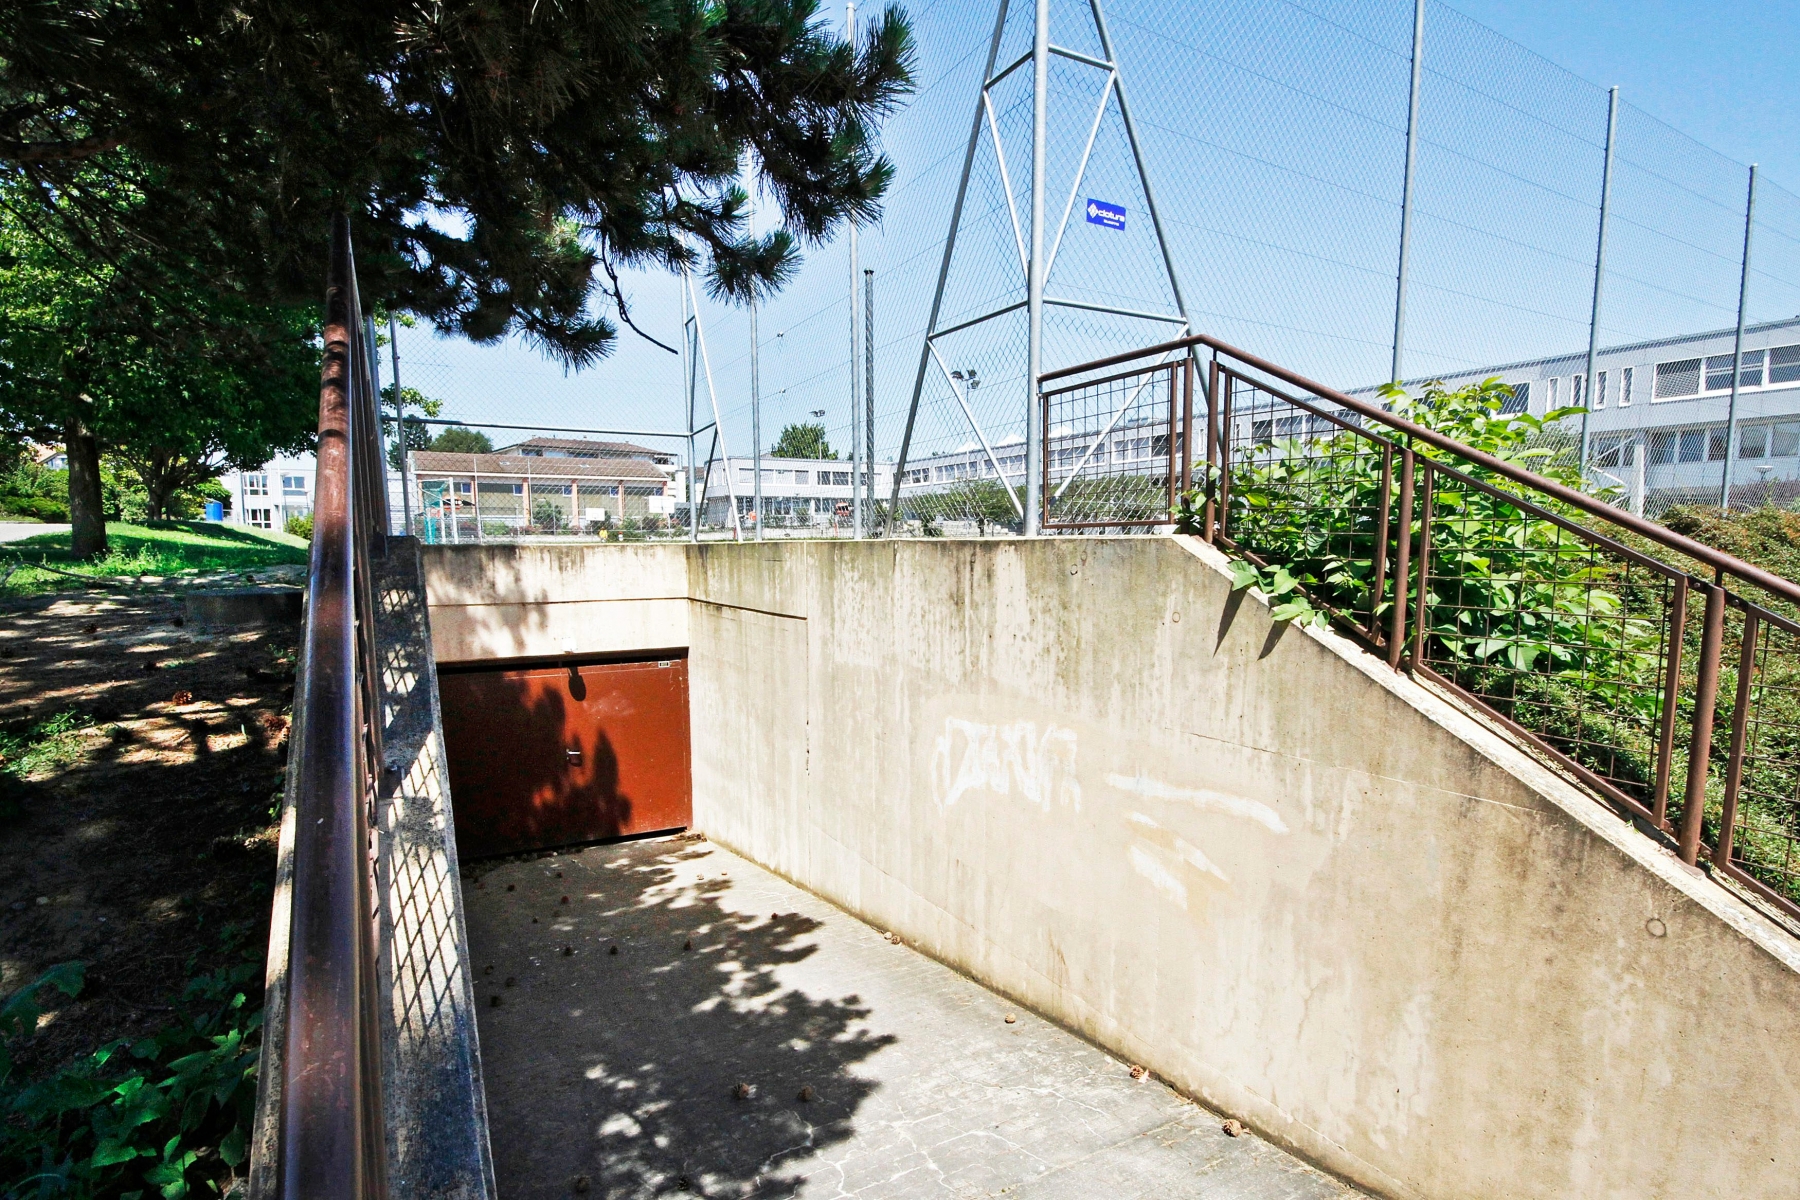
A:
[274, 214, 391, 1197]
[1043, 335, 1800, 925]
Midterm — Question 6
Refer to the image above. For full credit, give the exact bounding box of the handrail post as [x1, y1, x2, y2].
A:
[1409, 460, 1433, 672]
[1369, 445, 1393, 640]
[1387, 449, 1415, 670]
[1203, 359, 1219, 542]
[1678, 584, 1728, 865]
[1714, 612, 1759, 869]
[1651, 577, 1688, 831]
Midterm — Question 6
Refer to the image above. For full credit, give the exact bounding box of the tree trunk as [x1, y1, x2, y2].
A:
[63, 418, 107, 558]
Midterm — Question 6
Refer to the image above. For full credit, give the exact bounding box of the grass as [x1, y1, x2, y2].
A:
[1, 522, 308, 592]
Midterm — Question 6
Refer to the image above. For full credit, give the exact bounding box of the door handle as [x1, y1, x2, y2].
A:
[566, 748, 582, 761]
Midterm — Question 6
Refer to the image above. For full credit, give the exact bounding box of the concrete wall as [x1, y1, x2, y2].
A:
[421, 538, 1800, 1200]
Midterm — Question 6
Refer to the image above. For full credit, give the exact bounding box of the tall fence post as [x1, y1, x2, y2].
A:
[864, 268, 876, 534]
[1390, 0, 1424, 384]
[1721, 163, 1759, 512]
[1023, 0, 1049, 537]
[1580, 85, 1619, 477]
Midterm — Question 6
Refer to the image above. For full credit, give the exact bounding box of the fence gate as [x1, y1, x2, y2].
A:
[1040, 357, 1191, 529]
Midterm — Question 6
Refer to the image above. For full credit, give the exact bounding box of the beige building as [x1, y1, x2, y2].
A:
[409, 438, 675, 541]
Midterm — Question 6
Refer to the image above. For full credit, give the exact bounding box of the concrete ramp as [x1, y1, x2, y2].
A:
[465, 835, 1353, 1199]
[425, 536, 1800, 1200]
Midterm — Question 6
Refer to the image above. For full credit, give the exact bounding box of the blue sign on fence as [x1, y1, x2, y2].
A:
[1085, 199, 1126, 230]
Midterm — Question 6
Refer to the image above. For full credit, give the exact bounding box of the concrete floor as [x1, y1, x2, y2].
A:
[463, 835, 1359, 1200]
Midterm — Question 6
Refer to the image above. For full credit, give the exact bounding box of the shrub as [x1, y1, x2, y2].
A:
[0, 949, 261, 1198]
[283, 512, 313, 540]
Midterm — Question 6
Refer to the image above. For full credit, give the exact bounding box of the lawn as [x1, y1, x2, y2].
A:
[1, 521, 309, 591]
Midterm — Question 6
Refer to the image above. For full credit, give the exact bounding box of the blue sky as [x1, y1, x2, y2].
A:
[1451, 0, 1800, 183]
[391, 0, 1800, 467]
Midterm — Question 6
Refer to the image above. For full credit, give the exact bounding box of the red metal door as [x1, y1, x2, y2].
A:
[438, 656, 691, 858]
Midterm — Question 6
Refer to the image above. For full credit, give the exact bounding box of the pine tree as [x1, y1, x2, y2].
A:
[0, 0, 916, 366]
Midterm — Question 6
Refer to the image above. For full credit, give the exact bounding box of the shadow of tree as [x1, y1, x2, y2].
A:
[464, 839, 893, 1200]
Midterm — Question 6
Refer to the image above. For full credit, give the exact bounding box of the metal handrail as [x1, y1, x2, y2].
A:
[1044, 333, 1800, 926]
[1042, 332, 1800, 610]
[276, 214, 390, 1198]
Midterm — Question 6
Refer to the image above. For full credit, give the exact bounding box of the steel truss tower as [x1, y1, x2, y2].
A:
[886, 0, 1189, 535]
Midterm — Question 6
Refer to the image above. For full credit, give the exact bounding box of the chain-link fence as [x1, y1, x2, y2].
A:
[365, 0, 1800, 544]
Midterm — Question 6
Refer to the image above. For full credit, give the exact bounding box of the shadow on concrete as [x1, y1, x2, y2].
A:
[464, 838, 893, 1199]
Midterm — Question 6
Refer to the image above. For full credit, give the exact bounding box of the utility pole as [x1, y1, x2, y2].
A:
[1580, 85, 1619, 477]
[1722, 163, 1759, 511]
[1391, 0, 1424, 385]
[388, 314, 410, 534]
[864, 269, 876, 534]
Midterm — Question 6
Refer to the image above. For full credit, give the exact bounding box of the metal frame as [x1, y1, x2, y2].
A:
[886, 0, 1190, 535]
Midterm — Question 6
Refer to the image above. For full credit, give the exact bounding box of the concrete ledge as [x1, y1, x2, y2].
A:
[182, 586, 302, 629]
[422, 537, 1800, 1200]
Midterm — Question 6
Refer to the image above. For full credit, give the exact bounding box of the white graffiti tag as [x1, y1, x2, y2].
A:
[932, 718, 1082, 812]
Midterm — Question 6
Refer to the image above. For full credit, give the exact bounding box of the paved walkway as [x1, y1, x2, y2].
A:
[463, 836, 1358, 1200]
[0, 522, 65, 544]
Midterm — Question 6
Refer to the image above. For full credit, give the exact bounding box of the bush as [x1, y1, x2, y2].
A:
[0, 946, 262, 1198]
[283, 512, 313, 540]
[0, 456, 69, 522]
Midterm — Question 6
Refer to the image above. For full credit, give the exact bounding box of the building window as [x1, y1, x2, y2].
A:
[1593, 435, 1634, 468]
[1500, 382, 1529, 414]
[1655, 358, 1703, 400]
[1706, 350, 1764, 392]
[244, 474, 269, 497]
[1620, 366, 1633, 407]
[793, 470, 809, 485]
[1772, 344, 1800, 385]
[1594, 371, 1607, 410]
[281, 474, 307, 494]
[1546, 377, 1560, 408]
[1571, 375, 1585, 409]
[1775, 423, 1800, 457]
[1740, 425, 1768, 459]
[245, 507, 274, 529]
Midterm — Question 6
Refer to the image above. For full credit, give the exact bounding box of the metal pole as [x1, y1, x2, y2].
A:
[751, 292, 764, 540]
[388, 315, 410, 536]
[1581, 84, 1619, 476]
[847, 0, 864, 540]
[1721, 163, 1759, 512]
[864, 268, 876, 536]
[683, 280, 698, 541]
[1390, 0, 1424, 384]
[888, 0, 1012, 533]
[1024, 0, 1049, 536]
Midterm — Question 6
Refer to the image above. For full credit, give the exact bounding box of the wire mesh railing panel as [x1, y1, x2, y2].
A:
[1214, 372, 1395, 638]
[1042, 360, 1181, 528]
[1411, 467, 1688, 822]
[1721, 611, 1800, 906]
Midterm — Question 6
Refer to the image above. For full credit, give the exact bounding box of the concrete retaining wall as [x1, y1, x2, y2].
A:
[422, 537, 1800, 1200]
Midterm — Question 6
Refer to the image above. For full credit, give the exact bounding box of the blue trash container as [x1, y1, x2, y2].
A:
[204, 500, 224, 521]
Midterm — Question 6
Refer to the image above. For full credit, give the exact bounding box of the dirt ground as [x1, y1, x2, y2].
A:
[0, 575, 300, 1080]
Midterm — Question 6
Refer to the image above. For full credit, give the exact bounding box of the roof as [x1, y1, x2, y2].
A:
[409, 451, 669, 483]
[493, 436, 668, 459]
